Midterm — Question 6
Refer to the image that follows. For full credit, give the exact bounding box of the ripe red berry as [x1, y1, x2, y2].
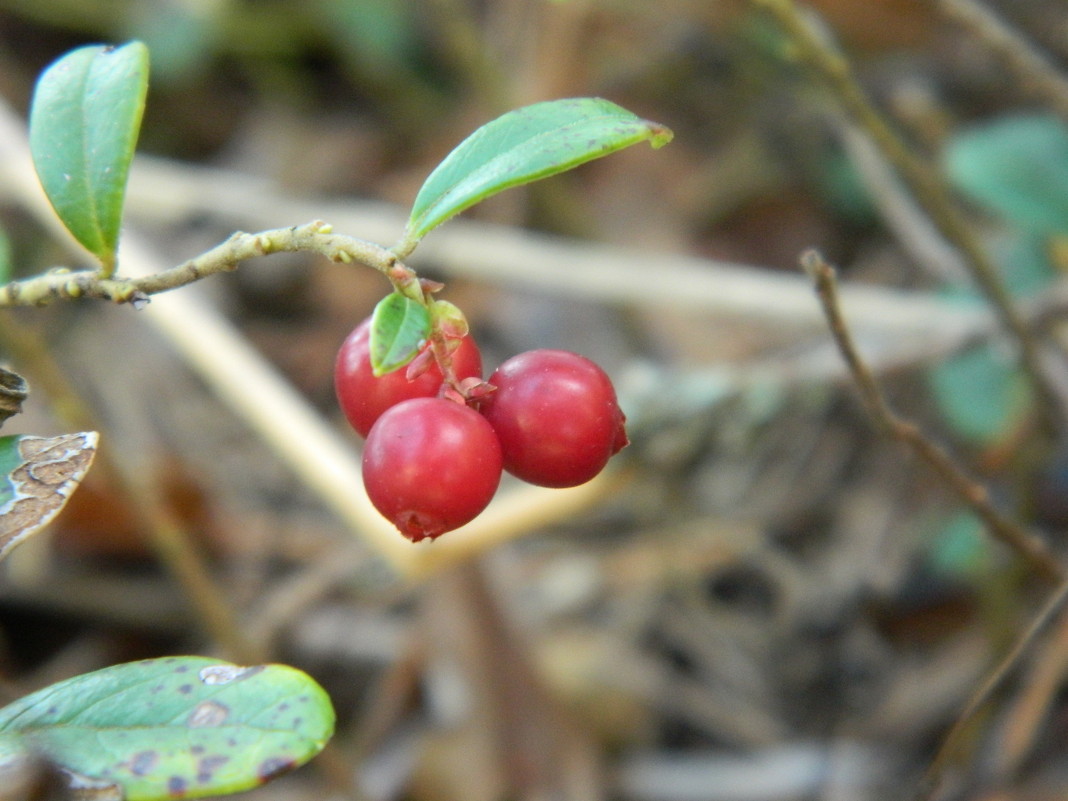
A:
[335, 317, 482, 437]
[479, 349, 628, 488]
[363, 397, 503, 541]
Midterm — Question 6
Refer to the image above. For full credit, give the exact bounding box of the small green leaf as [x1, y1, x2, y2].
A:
[370, 292, 431, 376]
[927, 344, 1031, 446]
[0, 656, 335, 801]
[925, 511, 994, 580]
[944, 114, 1068, 235]
[399, 97, 673, 252]
[429, 299, 469, 339]
[29, 42, 149, 275]
[0, 432, 98, 562]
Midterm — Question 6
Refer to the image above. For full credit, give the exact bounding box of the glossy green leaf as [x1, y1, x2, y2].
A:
[944, 114, 1068, 235]
[370, 292, 431, 376]
[0, 656, 335, 801]
[29, 42, 149, 274]
[399, 97, 673, 253]
[0, 432, 98, 562]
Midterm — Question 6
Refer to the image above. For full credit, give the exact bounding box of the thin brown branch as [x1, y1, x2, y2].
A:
[0, 220, 404, 308]
[936, 0, 1068, 122]
[800, 249, 1063, 583]
[748, 0, 1066, 430]
[993, 595, 1068, 777]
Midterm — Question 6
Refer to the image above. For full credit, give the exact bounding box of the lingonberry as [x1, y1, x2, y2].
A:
[479, 349, 628, 488]
[335, 317, 482, 437]
[363, 397, 503, 541]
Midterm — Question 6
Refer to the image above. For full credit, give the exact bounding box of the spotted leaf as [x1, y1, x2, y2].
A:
[0, 432, 98, 562]
[0, 656, 335, 800]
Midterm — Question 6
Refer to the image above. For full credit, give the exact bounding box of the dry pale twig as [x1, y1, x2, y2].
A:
[116, 155, 992, 343]
[987, 582, 1068, 778]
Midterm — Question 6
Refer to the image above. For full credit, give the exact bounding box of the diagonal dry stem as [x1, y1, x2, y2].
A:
[936, 0, 1068, 121]
[800, 249, 1062, 583]
[747, 0, 1067, 431]
[913, 573, 1068, 801]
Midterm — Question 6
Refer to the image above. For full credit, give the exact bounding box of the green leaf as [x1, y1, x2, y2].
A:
[0, 656, 335, 801]
[928, 232, 1048, 445]
[927, 344, 1031, 446]
[370, 292, 431, 376]
[317, 0, 420, 72]
[0, 432, 98, 562]
[815, 148, 877, 225]
[944, 114, 1068, 235]
[940, 230, 1057, 303]
[399, 97, 673, 252]
[28, 42, 149, 275]
[925, 511, 994, 580]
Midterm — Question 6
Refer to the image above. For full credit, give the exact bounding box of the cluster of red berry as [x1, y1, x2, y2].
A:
[335, 317, 628, 542]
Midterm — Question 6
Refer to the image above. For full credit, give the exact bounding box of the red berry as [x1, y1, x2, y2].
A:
[363, 397, 503, 541]
[480, 349, 628, 488]
[335, 317, 482, 437]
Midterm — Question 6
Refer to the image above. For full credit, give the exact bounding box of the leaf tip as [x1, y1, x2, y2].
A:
[647, 122, 674, 149]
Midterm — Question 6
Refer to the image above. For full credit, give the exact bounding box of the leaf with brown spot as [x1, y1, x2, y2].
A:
[0, 656, 335, 801]
[0, 367, 27, 430]
[0, 432, 98, 562]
